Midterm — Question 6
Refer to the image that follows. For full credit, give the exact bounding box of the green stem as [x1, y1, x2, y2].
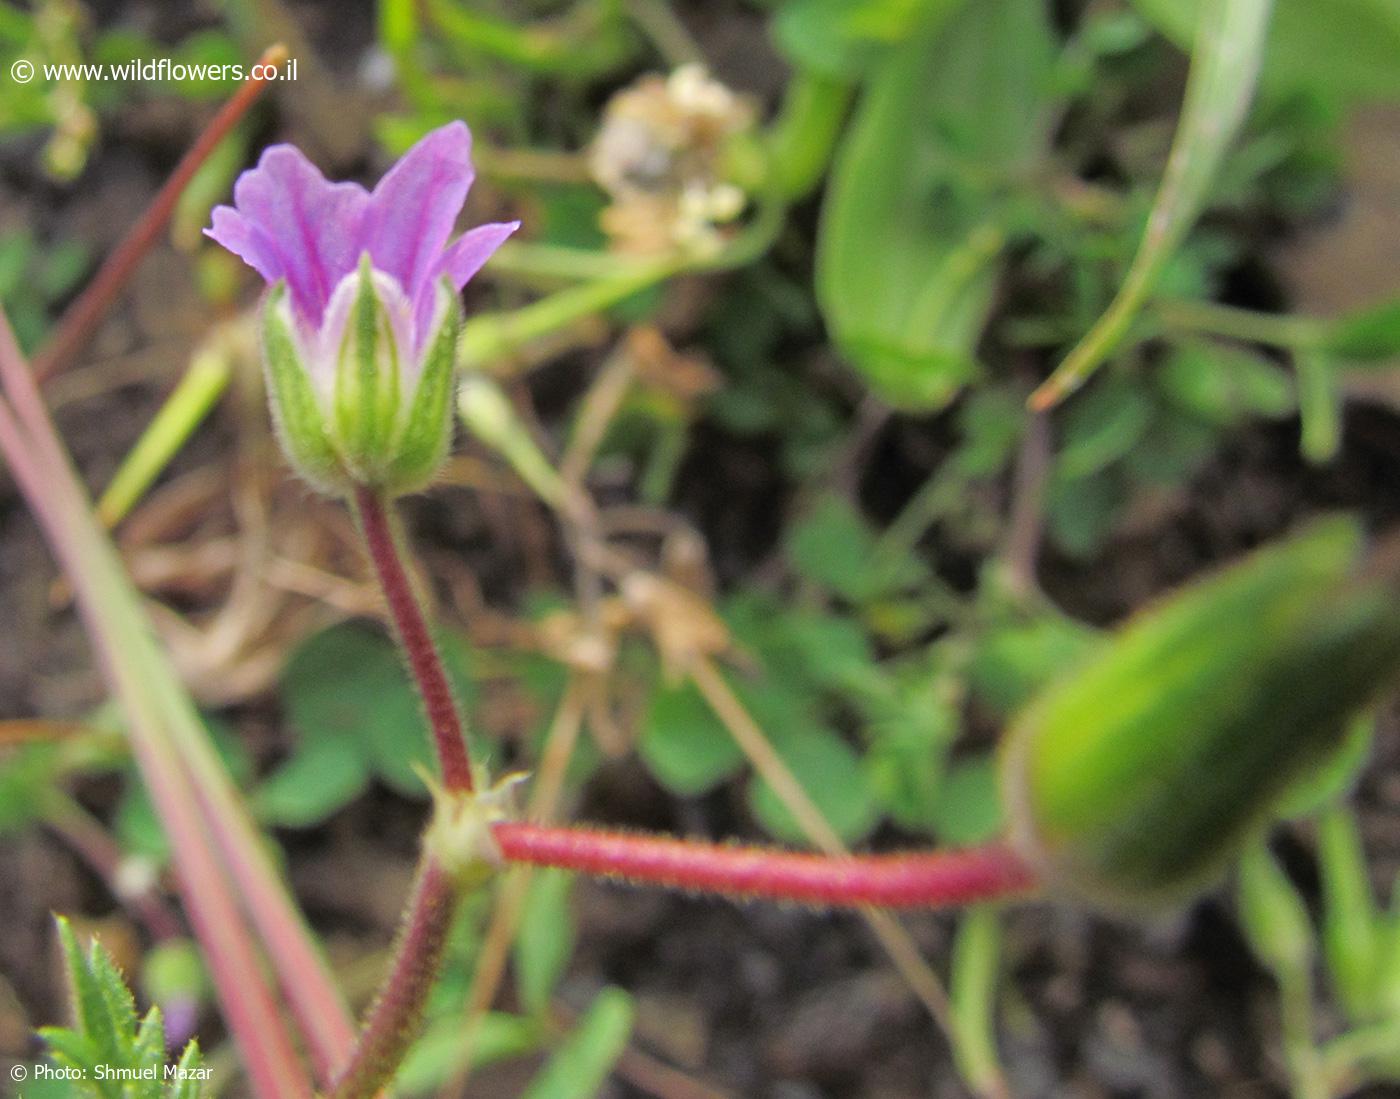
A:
[1156, 298, 1327, 350]
[458, 199, 787, 374]
[458, 256, 683, 371]
[766, 69, 852, 200]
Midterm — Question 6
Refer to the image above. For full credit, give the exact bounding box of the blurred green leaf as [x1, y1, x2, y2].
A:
[817, 0, 1054, 409]
[521, 988, 633, 1099]
[1238, 843, 1314, 974]
[1275, 716, 1373, 820]
[639, 679, 746, 796]
[865, 661, 959, 831]
[514, 870, 576, 1018]
[1327, 299, 1400, 363]
[773, 0, 953, 79]
[268, 624, 478, 812]
[748, 723, 879, 844]
[0, 743, 60, 834]
[787, 496, 928, 602]
[931, 754, 1004, 846]
[254, 736, 371, 828]
[1128, 0, 1400, 103]
[1046, 469, 1126, 558]
[970, 613, 1101, 717]
[1318, 807, 1385, 1023]
[395, 1013, 541, 1095]
[1157, 340, 1295, 424]
[1056, 378, 1154, 480]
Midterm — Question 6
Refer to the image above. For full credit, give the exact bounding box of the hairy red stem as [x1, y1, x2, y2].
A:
[354, 487, 474, 791]
[329, 858, 459, 1099]
[491, 823, 1040, 909]
[33, 44, 288, 384]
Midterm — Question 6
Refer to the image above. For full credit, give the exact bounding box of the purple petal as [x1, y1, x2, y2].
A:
[207, 206, 283, 286]
[360, 122, 475, 313]
[437, 220, 520, 289]
[413, 220, 520, 335]
[209, 144, 370, 326]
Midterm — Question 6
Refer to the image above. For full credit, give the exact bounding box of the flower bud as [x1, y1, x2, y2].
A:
[261, 255, 460, 494]
[1002, 517, 1400, 909]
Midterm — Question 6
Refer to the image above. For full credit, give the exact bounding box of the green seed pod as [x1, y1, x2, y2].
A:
[1002, 517, 1400, 909]
[259, 258, 461, 496]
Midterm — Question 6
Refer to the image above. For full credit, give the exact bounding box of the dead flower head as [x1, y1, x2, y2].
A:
[589, 64, 755, 256]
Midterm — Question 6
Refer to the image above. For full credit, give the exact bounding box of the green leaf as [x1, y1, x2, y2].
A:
[277, 623, 477, 801]
[865, 669, 958, 831]
[969, 613, 1101, 716]
[57, 918, 121, 1069]
[168, 1042, 206, 1099]
[931, 755, 1005, 846]
[1046, 469, 1126, 558]
[395, 1013, 541, 1094]
[639, 679, 746, 796]
[1128, 0, 1400, 104]
[1326, 298, 1400, 362]
[44, 918, 204, 1097]
[514, 869, 576, 1018]
[786, 496, 927, 602]
[1157, 340, 1295, 424]
[1275, 716, 1374, 820]
[817, 0, 1054, 409]
[1056, 378, 1154, 480]
[748, 724, 879, 844]
[1238, 843, 1314, 974]
[132, 1009, 168, 1099]
[0, 743, 61, 834]
[1035, 0, 1274, 406]
[773, 0, 953, 79]
[254, 734, 371, 827]
[1318, 807, 1385, 1022]
[521, 988, 634, 1099]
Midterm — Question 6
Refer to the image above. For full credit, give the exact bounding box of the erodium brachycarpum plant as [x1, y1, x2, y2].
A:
[5, 32, 1400, 1099]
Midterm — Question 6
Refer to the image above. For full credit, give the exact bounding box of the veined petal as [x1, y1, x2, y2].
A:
[210, 145, 370, 326]
[361, 122, 475, 314]
[415, 220, 519, 337]
[438, 221, 521, 288]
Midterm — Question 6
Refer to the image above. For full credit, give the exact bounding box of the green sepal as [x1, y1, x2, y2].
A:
[261, 281, 343, 492]
[385, 277, 460, 493]
[333, 253, 403, 482]
[1003, 517, 1400, 909]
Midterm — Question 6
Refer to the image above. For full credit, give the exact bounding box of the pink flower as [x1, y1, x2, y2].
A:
[205, 122, 517, 493]
[207, 120, 517, 353]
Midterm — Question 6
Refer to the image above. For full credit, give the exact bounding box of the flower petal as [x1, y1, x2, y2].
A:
[216, 144, 370, 325]
[206, 206, 283, 285]
[361, 122, 475, 312]
[414, 220, 520, 335]
[438, 221, 521, 289]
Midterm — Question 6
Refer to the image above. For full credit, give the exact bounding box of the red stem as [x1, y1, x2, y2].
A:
[491, 822, 1039, 909]
[329, 858, 459, 1099]
[354, 487, 474, 791]
[32, 44, 288, 384]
